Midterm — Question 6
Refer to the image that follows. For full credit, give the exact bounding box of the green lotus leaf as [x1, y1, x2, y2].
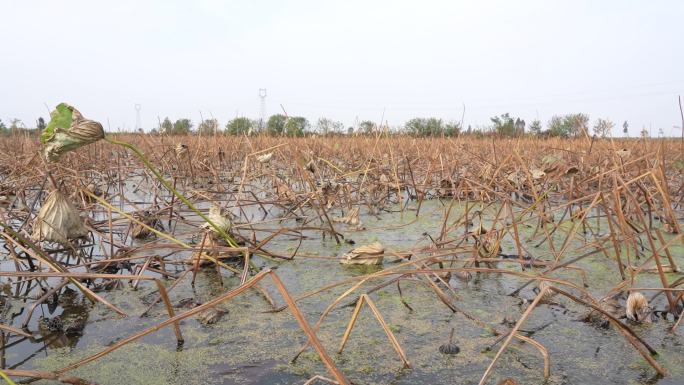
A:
[41, 103, 73, 144]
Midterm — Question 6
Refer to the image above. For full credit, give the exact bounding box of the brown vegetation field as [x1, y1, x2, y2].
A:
[0, 133, 683, 385]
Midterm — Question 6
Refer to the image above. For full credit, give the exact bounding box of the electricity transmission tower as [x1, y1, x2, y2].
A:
[259, 89, 267, 129]
[135, 104, 142, 132]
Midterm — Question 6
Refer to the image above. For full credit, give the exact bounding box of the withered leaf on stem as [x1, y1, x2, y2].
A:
[32, 190, 88, 244]
[42, 103, 105, 161]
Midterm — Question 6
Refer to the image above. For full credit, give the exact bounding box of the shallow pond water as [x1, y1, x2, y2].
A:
[2, 196, 683, 385]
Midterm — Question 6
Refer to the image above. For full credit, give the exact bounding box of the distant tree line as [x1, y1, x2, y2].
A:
[0, 118, 43, 135]
[0, 113, 660, 139]
[153, 113, 627, 138]
[155, 115, 461, 137]
[461, 113, 622, 138]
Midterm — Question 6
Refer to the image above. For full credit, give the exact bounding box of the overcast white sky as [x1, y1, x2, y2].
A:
[2, 0, 683, 135]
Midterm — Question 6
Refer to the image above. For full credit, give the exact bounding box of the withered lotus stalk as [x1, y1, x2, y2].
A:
[43, 103, 105, 161]
[332, 207, 361, 226]
[32, 190, 88, 244]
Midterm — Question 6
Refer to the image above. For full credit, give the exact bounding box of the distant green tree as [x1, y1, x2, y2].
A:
[490, 113, 516, 136]
[266, 114, 287, 135]
[623, 121, 629, 136]
[316, 118, 344, 135]
[9, 119, 23, 133]
[285, 116, 309, 137]
[528, 119, 542, 135]
[358, 120, 377, 135]
[640, 128, 649, 138]
[225, 117, 253, 135]
[197, 118, 218, 135]
[160, 117, 173, 134]
[444, 121, 461, 137]
[573, 114, 590, 136]
[547, 113, 589, 137]
[547, 116, 569, 137]
[404, 117, 449, 136]
[37, 117, 46, 131]
[514, 118, 526, 134]
[172, 119, 192, 135]
[426, 118, 440, 136]
[593, 118, 614, 138]
[404, 118, 427, 136]
[0, 119, 6, 134]
[471, 126, 486, 137]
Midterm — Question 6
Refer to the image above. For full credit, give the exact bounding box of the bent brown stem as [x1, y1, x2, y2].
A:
[479, 287, 546, 385]
[338, 294, 411, 368]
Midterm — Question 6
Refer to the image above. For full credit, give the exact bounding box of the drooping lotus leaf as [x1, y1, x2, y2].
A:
[32, 190, 88, 244]
[41, 103, 104, 161]
[340, 241, 384, 265]
[41, 103, 73, 144]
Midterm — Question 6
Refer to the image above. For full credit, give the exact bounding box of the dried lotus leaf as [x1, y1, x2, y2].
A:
[531, 169, 546, 180]
[616, 148, 631, 159]
[32, 190, 88, 244]
[175, 144, 189, 158]
[626, 291, 650, 323]
[349, 241, 384, 255]
[201, 204, 232, 234]
[256, 152, 273, 163]
[340, 241, 385, 265]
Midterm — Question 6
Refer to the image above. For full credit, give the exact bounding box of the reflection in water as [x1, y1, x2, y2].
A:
[1, 286, 90, 368]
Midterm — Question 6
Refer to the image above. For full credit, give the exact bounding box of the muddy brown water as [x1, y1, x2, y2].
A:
[1, 196, 683, 385]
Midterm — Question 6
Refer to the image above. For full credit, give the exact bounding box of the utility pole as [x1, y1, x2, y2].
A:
[135, 104, 142, 133]
[259, 88, 267, 130]
[678, 95, 683, 152]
